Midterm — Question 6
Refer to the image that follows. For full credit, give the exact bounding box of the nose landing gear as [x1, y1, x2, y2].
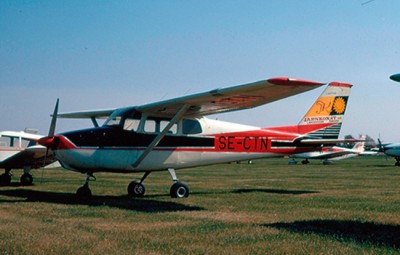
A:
[76, 172, 96, 199]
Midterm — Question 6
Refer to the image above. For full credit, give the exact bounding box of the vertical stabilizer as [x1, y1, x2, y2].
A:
[298, 82, 353, 139]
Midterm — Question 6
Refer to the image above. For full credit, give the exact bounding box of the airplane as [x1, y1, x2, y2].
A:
[289, 136, 369, 165]
[390, 73, 400, 82]
[38, 77, 353, 199]
[378, 139, 400, 166]
[0, 129, 55, 185]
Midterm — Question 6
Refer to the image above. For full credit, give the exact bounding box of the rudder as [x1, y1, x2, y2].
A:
[298, 82, 353, 139]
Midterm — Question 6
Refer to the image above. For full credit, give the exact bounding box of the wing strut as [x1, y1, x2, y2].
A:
[91, 117, 99, 128]
[132, 104, 190, 168]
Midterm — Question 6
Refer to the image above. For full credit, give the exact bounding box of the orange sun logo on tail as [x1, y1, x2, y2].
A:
[332, 97, 346, 114]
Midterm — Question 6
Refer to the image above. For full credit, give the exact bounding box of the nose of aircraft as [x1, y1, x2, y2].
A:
[390, 73, 400, 82]
[38, 136, 57, 148]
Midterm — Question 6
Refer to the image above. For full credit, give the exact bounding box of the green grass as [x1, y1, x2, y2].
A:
[1, 156, 400, 254]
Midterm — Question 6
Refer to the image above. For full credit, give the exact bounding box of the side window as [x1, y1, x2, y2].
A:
[160, 120, 177, 134]
[0, 136, 7, 147]
[144, 120, 156, 133]
[182, 119, 202, 134]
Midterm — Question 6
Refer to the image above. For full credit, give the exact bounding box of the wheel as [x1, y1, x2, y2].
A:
[76, 184, 92, 199]
[0, 173, 11, 186]
[170, 182, 189, 198]
[127, 181, 145, 197]
[20, 173, 33, 186]
[323, 160, 332, 165]
[301, 159, 309, 165]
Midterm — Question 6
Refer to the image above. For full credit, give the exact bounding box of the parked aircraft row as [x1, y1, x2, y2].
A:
[288, 136, 378, 165]
[1, 75, 399, 198]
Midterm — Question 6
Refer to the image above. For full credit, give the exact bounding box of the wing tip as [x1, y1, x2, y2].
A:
[267, 77, 325, 87]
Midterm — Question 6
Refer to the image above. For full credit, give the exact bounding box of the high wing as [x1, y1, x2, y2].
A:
[56, 77, 325, 120]
[0, 145, 53, 169]
[57, 109, 115, 119]
[137, 77, 325, 118]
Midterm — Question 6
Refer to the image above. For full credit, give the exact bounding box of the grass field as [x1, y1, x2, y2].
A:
[1, 156, 399, 254]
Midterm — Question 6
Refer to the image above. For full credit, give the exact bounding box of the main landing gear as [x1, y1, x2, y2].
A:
[0, 167, 33, 186]
[0, 169, 12, 186]
[127, 168, 190, 198]
[395, 157, 400, 167]
[76, 169, 190, 199]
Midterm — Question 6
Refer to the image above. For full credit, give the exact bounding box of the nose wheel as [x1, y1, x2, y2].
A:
[76, 172, 95, 199]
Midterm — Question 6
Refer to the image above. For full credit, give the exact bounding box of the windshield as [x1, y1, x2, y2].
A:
[103, 107, 141, 129]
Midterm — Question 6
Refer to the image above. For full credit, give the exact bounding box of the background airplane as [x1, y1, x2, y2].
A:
[289, 136, 370, 165]
[39, 77, 353, 199]
[0, 130, 55, 185]
[390, 73, 400, 82]
[377, 139, 400, 166]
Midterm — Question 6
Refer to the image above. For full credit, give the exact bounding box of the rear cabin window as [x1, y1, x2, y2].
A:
[182, 119, 202, 134]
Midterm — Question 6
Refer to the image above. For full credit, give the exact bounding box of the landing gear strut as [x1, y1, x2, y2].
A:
[76, 172, 95, 199]
[20, 166, 33, 186]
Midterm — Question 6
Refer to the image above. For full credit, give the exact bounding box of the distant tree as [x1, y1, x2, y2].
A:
[341, 134, 355, 148]
[364, 135, 376, 150]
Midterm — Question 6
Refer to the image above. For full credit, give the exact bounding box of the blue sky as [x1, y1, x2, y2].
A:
[1, 0, 400, 141]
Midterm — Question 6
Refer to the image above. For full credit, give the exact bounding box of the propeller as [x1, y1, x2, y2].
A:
[377, 138, 385, 152]
[39, 99, 59, 183]
[49, 98, 59, 137]
[39, 98, 59, 148]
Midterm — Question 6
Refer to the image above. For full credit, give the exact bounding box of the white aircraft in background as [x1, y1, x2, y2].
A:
[39, 77, 353, 198]
[289, 136, 372, 165]
[0, 130, 55, 185]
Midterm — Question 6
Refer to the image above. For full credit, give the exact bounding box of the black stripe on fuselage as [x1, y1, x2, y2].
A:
[62, 127, 215, 148]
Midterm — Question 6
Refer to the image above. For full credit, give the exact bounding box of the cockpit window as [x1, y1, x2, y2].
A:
[103, 108, 141, 130]
[104, 116, 122, 127]
[103, 108, 193, 135]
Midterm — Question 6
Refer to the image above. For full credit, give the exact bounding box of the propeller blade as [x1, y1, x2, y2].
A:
[378, 138, 384, 152]
[49, 98, 59, 137]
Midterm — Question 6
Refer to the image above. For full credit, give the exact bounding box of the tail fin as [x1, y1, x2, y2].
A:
[298, 82, 353, 139]
[352, 136, 366, 153]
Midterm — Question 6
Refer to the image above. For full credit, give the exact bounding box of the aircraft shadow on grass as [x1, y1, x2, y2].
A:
[232, 188, 319, 195]
[0, 189, 204, 213]
[263, 219, 400, 249]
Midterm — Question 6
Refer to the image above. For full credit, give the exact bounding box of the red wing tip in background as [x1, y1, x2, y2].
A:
[267, 77, 325, 87]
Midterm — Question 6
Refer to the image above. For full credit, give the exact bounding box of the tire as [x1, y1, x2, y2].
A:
[76, 185, 92, 200]
[127, 181, 145, 197]
[170, 182, 189, 198]
[0, 173, 11, 186]
[20, 173, 33, 186]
